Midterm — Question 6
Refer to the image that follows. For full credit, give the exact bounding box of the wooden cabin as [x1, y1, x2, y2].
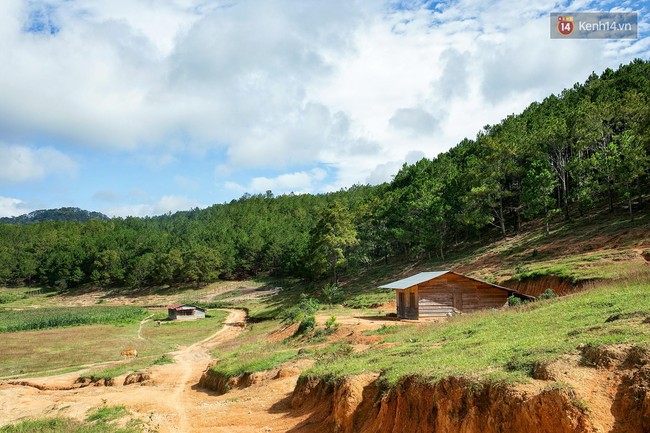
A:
[379, 271, 533, 319]
[167, 304, 206, 320]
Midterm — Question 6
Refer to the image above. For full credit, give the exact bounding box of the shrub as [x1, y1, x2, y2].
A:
[325, 315, 338, 330]
[296, 314, 316, 335]
[280, 293, 320, 325]
[508, 295, 522, 307]
[321, 283, 342, 307]
[538, 288, 557, 300]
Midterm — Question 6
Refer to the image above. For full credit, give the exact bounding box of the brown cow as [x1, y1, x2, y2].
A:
[121, 349, 138, 358]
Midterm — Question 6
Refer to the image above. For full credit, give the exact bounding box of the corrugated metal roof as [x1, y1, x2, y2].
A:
[378, 271, 450, 289]
[378, 271, 536, 299]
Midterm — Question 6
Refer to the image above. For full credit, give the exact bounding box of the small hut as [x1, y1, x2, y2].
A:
[379, 271, 533, 320]
[167, 304, 206, 320]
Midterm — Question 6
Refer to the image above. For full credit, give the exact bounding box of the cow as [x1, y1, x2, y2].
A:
[121, 349, 138, 358]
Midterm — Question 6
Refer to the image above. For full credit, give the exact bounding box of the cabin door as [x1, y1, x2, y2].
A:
[398, 292, 405, 317]
[453, 290, 462, 310]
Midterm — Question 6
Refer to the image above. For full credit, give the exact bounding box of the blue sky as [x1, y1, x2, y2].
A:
[0, 0, 648, 217]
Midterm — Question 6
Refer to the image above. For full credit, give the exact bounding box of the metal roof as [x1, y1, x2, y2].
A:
[378, 271, 450, 289]
[167, 304, 205, 310]
[378, 271, 536, 300]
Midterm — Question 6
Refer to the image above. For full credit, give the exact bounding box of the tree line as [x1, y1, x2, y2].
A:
[0, 59, 648, 289]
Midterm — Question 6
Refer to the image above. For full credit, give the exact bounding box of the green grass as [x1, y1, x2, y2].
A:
[152, 354, 174, 365]
[210, 344, 298, 377]
[0, 290, 27, 304]
[303, 278, 650, 387]
[208, 319, 298, 378]
[85, 405, 129, 423]
[510, 249, 642, 283]
[0, 306, 147, 333]
[0, 417, 139, 433]
[0, 309, 228, 378]
[79, 362, 148, 381]
[342, 289, 393, 309]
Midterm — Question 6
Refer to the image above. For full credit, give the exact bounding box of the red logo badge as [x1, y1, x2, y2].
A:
[557, 16, 574, 36]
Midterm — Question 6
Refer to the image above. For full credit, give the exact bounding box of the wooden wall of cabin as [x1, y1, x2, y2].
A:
[396, 286, 419, 320]
[417, 273, 509, 317]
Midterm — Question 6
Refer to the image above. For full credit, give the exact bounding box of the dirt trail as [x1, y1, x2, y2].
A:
[137, 314, 154, 340]
[0, 310, 263, 432]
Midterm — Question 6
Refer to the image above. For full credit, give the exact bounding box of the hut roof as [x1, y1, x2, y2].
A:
[379, 271, 535, 300]
[378, 271, 450, 289]
[167, 304, 205, 311]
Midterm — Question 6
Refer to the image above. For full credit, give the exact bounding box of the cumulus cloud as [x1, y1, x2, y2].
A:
[389, 107, 439, 136]
[366, 150, 426, 185]
[0, 0, 648, 215]
[225, 168, 328, 195]
[103, 194, 200, 218]
[0, 143, 76, 183]
[0, 196, 32, 217]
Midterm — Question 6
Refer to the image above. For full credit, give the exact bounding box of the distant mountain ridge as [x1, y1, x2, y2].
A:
[0, 207, 110, 224]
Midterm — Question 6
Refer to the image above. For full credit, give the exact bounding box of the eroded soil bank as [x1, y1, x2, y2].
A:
[289, 345, 650, 433]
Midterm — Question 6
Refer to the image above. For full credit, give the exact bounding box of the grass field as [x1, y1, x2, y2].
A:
[303, 276, 650, 387]
[0, 309, 228, 378]
[0, 417, 140, 433]
[0, 306, 146, 332]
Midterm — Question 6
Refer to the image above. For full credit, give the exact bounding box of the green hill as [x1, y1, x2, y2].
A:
[0, 207, 110, 224]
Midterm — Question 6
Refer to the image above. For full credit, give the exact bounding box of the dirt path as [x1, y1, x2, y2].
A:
[0, 310, 250, 432]
[166, 309, 247, 432]
[0, 307, 333, 432]
[137, 314, 154, 340]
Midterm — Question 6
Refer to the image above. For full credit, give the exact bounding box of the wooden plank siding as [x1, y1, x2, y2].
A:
[396, 286, 419, 320]
[394, 272, 510, 319]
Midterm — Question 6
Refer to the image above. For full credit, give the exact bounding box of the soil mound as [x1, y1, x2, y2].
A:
[289, 345, 650, 433]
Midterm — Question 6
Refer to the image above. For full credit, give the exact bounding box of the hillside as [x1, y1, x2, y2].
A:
[0, 207, 110, 225]
[0, 60, 649, 291]
[0, 205, 649, 432]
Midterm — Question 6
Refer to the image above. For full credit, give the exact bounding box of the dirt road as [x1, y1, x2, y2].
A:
[0, 310, 295, 433]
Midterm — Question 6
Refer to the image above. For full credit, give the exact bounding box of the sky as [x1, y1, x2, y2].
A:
[0, 0, 648, 218]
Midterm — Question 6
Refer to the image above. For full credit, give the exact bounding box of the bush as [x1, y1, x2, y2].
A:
[280, 294, 320, 325]
[508, 295, 522, 307]
[296, 314, 316, 335]
[538, 288, 557, 300]
[325, 315, 338, 330]
[321, 283, 342, 307]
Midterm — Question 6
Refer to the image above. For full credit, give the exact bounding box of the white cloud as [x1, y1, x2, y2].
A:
[0, 0, 648, 212]
[224, 168, 329, 195]
[389, 107, 439, 136]
[0, 143, 76, 183]
[103, 194, 200, 217]
[366, 150, 426, 185]
[0, 196, 32, 217]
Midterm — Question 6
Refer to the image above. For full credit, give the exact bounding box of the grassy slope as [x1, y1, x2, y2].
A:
[206, 210, 650, 386]
[339, 209, 650, 307]
[1, 209, 648, 385]
[305, 275, 650, 386]
[0, 310, 228, 377]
